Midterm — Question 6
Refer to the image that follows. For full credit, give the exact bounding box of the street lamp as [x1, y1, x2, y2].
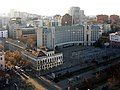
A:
[104, 42, 109, 60]
[5, 41, 10, 50]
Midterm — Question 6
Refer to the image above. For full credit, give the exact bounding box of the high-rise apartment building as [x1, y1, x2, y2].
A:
[68, 7, 85, 25]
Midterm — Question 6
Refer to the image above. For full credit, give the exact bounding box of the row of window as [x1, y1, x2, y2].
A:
[56, 38, 84, 44]
[37, 62, 62, 70]
[38, 56, 63, 64]
[56, 35, 84, 38]
[47, 53, 54, 56]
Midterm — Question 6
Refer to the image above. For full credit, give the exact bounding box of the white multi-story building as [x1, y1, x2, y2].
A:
[22, 49, 63, 71]
[0, 51, 5, 70]
[109, 32, 120, 47]
[0, 17, 9, 28]
[109, 32, 120, 42]
[37, 24, 102, 49]
[0, 29, 8, 38]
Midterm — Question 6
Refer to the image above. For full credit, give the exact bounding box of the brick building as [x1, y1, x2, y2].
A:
[97, 15, 109, 23]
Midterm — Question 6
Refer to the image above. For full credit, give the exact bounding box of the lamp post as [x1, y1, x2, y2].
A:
[5, 41, 10, 50]
[104, 42, 109, 60]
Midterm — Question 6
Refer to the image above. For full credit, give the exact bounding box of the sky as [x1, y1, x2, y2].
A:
[1, 0, 120, 16]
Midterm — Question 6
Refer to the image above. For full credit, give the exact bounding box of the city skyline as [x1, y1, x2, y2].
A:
[0, 0, 120, 16]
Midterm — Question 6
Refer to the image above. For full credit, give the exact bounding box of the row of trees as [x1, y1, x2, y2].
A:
[5, 51, 29, 68]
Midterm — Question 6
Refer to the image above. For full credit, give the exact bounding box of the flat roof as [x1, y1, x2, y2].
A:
[0, 28, 7, 31]
[110, 32, 120, 36]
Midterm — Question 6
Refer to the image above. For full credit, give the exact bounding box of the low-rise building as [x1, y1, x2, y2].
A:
[21, 48, 63, 71]
[110, 15, 119, 23]
[96, 15, 109, 23]
[109, 32, 120, 47]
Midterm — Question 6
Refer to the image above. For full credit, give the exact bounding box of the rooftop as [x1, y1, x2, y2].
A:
[40, 46, 54, 52]
[37, 51, 46, 57]
[21, 28, 35, 35]
[0, 28, 7, 31]
[110, 32, 120, 36]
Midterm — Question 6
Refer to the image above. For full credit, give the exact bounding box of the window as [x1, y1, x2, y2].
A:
[50, 58, 51, 62]
[0, 57, 2, 60]
[38, 61, 39, 64]
[59, 57, 61, 59]
[47, 58, 49, 62]
[43, 60, 44, 64]
[1, 32, 3, 37]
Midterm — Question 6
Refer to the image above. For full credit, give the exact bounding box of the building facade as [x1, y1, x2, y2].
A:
[68, 7, 85, 25]
[37, 24, 102, 49]
[21, 49, 63, 71]
[97, 15, 109, 23]
[61, 14, 72, 26]
[53, 15, 62, 26]
[109, 32, 120, 47]
[15, 27, 36, 39]
[110, 15, 119, 23]
[33, 19, 60, 27]
[90, 25, 102, 44]
[0, 29, 8, 38]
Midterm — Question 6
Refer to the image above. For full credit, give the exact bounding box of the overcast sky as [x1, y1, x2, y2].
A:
[1, 0, 120, 16]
